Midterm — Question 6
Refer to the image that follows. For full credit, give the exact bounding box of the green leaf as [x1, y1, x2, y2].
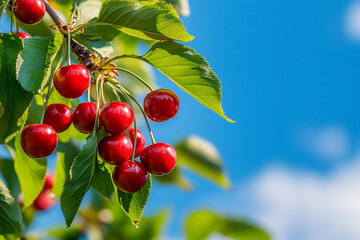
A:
[142, 41, 234, 122]
[186, 210, 270, 240]
[0, 0, 10, 19]
[91, 156, 114, 199]
[60, 132, 98, 227]
[14, 135, 47, 208]
[93, 0, 193, 42]
[117, 175, 151, 226]
[54, 142, 82, 198]
[17, 31, 64, 92]
[0, 179, 22, 239]
[0, 158, 20, 198]
[175, 135, 230, 189]
[0, 34, 34, 144]
[154, 166, 192, 191]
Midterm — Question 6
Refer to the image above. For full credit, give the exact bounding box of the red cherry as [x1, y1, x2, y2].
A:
[98, 134, 133, 165]
[20, 124, 58, 158]
[100, 101, 133, 134]
[140, 143, 176, 175]
[73, 102, 97, 134]
[13, 31, 31, 39]
[33, 188, 56, 211]
[112, 161, 148, 193]
[43, 104, 72, 133]
[143, 89, 179, 122]
[43, 173, 54, 189]
[13, 0, 45, 25]
[129, 128, 145, 158]
[53, 64, 90, 99]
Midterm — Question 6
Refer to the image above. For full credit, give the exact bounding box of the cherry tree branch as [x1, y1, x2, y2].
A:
[43, 0, 94, 69]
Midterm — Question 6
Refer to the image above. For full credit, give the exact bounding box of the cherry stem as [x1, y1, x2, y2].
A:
[114, 83, 156, 144]
[100, 79, 106, 105]
[67, 29, 71, 66]
[102, 54, 141, 66]
[102, 67, 154, 92]
[93, 76, 101, 132]
[40, 81, 53, 123]
[14, 16, 18, 34]
[10, 1, 13, 33]
[42, 0, 94, 69]
[87, 84, 91, 102]
[116, 86, 137, 161]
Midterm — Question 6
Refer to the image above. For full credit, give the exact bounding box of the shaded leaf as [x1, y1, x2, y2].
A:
[17, 31, 63, 92]
[142, 41, 234, 122]
[186, 210, 270, 240]
[117, 175, 151, 226]
[91, 156, 114, 199]
[93, 0, 193, 41]
[0, 34, 33, 144]
[154, 166, 192, 191]
[175, 135, 230, 189]
[0, 158, 20, 198]
[14, 135, 47, 208]
[60, 132, 98, 227]
[0, 179, 22, 239]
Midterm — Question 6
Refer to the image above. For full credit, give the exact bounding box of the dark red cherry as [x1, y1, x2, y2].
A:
[73, 102, 97, 134]
[143, 89, 179, 122]
[99, 101, 133, 134]
[112, 161, 148, 193]
[53, 64, 90, 99]
[43, 104, 72, 133]
[13, 31, 31, 39]
[129, 128, 145, 158]
[98, 134, 133, 165]
[43, 173, 54, 189]
[13, 0, 45, 25]
[33, 188, 56, 211]
[140, 143, 176, 175]
[20, 124, 58, 158]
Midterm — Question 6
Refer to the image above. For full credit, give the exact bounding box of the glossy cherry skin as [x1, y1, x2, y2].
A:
[54, 64, 90, 99]
[43, 104, 73, 133]
[13, 0, 45, 25]
[33, 188, 56, 211]
[140, 143, 176, 175]
[100, 101, 133, 135]
[13, 31, 31, 39]
[143, 89, 179, 122]
[73, 102, 97, 134]
[112, 161, 148, 193]
[98, 134, 133, 165]
[129, 128, 145, 158]
[20, 124, 58, 158]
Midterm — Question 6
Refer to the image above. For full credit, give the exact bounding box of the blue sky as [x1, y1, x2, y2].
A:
[3, 0, 360, 239]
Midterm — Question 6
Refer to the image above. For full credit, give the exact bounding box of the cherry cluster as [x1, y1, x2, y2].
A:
[20, 60, 179, 195]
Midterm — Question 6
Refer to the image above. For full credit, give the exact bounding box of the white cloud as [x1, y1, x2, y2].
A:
[247, 157, 360, 240]
[297, 125, 349, 160]
[345, 1, 360, 41]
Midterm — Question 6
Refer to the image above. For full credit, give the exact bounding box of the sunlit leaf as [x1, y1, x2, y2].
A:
[14, 135, 47, 208]
[175, 135, 230, 189]
[142, 41, 234, 122]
